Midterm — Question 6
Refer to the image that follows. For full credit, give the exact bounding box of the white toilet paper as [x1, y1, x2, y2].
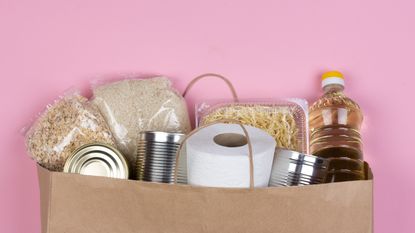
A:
[186, 123, 276, 188]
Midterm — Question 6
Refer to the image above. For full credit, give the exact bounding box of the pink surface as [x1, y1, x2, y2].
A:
[1, 0, 414, 232]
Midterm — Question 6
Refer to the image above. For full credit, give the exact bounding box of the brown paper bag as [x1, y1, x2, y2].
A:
[37, 164, 372, 233]
[37, 75, 372, 232]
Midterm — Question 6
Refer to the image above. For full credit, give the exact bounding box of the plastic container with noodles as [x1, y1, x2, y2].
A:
[196, 99, 309, 153]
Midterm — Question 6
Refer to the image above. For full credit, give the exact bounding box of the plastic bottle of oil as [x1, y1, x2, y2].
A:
[309, 71, 365, 182]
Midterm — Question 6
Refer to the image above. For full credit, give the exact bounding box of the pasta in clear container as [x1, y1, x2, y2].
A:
[196, 99, 309, 153]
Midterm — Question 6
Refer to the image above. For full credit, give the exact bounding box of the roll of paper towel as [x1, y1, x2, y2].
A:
[186, 123, 276, 188]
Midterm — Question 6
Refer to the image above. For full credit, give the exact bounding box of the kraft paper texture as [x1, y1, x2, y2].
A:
[37, 164, 373, 233]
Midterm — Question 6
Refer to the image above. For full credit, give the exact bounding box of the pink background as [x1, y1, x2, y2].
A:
[1, 0, 414, 232]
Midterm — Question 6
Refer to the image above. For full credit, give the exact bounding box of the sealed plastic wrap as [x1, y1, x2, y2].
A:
[25, 93, 116, 171]
[91, 77, 191, 168]
[197, 99, 308, 153]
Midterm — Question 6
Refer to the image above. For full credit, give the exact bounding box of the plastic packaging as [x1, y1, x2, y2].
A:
[91, 77, 191, 169]
[25, 92, 116, 171]
[197, 99, 308, 153]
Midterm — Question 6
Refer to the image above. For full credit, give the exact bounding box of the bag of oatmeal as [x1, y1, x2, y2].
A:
[25, 92, 116, 171]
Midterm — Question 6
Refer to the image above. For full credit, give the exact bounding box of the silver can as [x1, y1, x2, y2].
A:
[136, 131, 185, 183]
[269, 148, 328, 187]
[64, 143, 129, 179]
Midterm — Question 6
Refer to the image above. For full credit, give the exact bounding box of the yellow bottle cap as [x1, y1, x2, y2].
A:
[322, 71, 344, 80]
[321, 71, 345, 88]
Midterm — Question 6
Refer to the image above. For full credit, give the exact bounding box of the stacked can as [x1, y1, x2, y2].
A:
[136, 131, 185, 183]
[269, 148, 328, 186]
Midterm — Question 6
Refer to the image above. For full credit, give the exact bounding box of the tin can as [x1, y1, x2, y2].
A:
[136, 131, 185, 183]
[64, 143, 129, 179]
[269, 148, 328, 186]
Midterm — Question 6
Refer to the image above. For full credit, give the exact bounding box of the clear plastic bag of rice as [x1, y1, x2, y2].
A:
[196, 99, 309, 153]
[25, 92, 116, 171]
[91, 77, 191, 168]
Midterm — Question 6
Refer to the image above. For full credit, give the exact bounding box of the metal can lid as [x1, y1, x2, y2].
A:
[138, 131, 185, 144]
[275, 148, 329, 169]
[64, 143, 129, 179]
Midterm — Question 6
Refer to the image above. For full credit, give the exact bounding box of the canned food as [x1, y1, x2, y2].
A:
[269, 148, 328, 187]
[64, 143, 129, 179]
[136, 131, 185, 183]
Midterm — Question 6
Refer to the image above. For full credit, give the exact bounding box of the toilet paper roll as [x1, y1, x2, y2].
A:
[186, 123, 276, 188]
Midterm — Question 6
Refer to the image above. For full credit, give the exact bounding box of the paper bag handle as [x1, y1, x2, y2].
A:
[182, 73, 239, 102]
[174, 119, 255, 189]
